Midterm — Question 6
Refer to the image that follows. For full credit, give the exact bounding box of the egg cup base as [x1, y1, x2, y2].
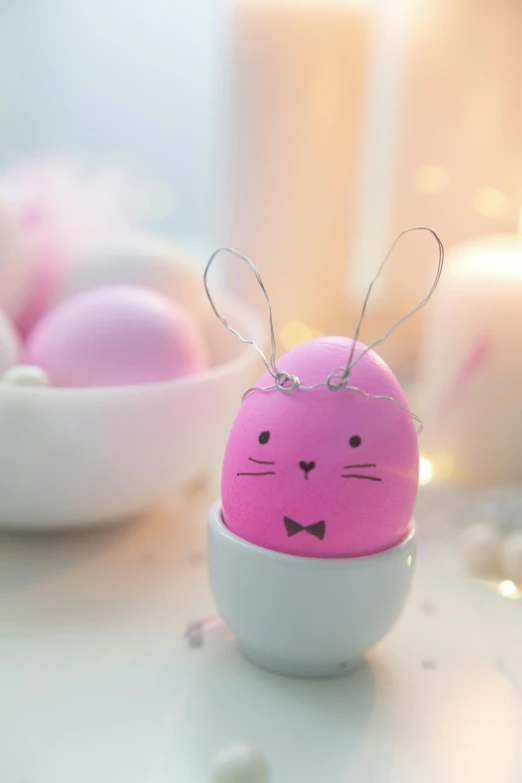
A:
[240, 644, 365, 679]
[208, 500, 417, 679]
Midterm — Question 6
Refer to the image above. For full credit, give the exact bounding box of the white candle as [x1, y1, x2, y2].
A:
[420, 235, 522, 485]
[225, 0, 372, 341]
[384, 0, 522, 367]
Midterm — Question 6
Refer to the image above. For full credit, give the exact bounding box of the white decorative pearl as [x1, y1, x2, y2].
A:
[210, 743, 270, 783]
[1, 364, 50, 387]
[499, 531, 522, 583]
[461, 522, 500, 576]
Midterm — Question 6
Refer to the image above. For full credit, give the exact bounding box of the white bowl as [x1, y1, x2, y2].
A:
[0, 297, 265, 530]
[208, 501, 416, 678]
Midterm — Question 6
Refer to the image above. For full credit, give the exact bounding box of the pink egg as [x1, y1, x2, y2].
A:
[16, 244, 64, 338]
[0, 309, 20, 375]
[24, 285, 207, 387]
[221, 337, 419, 558]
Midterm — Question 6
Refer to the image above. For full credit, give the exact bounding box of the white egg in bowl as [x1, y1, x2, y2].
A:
[0, 296, 265, 530]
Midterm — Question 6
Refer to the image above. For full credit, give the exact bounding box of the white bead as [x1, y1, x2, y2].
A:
[210, 743, 270, 783]
[499, 531, 522, 583]
[461, 522, 500, 576]
[1, 365, 50, 387]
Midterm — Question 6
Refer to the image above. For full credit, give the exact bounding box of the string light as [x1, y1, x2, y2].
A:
[419, 456, 434, 486]
[473, 187, 512, 222]
[415, 165, 450, 195]
[280, 321, 322, 352]
[499, 580, 518, 598]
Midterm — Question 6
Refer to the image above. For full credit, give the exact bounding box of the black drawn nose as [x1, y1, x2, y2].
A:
[299, 461, 316, 479]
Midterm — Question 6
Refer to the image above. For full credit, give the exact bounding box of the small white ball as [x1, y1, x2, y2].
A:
[0, 309, 20, 374]
[56, 234, 204, 315]
[498, 531, 522, 583]
[1, 364, 50, 387]
[210, 743, 270, 783]
[461, 522, 500, 576]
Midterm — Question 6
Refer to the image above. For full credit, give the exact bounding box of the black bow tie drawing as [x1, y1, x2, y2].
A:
[283, 517, 326, 541]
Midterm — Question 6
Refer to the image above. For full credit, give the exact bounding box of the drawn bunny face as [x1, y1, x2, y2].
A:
[221, 337, 419, 558]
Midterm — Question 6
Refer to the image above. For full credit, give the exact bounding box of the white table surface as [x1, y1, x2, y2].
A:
[1, 481, 522, 783]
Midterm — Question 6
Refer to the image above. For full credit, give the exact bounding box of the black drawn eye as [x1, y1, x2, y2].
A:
[259, 431, 270, 445]
[349, 435, 362, 448]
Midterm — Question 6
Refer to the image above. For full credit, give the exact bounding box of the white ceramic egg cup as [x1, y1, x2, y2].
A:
[208, 501, 416, 678]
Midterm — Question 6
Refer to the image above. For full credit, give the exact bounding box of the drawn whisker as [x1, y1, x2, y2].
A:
[343, 463, 377, 469]
[341, 474, 382, 482]
[249, 457, 276, 465]
[237, 471, 276, 477]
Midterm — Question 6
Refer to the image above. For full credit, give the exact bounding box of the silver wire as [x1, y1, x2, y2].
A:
[204, 247, 277, 375]
[204, 227, 444, 433]
[242, 381, 423, 431]
[204, 247, 300, 391]
[344, 226, 444, 377]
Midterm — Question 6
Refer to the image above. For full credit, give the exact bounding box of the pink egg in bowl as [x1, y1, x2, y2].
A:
[0, 294, 265, 529]
[24, 285, 207, 387]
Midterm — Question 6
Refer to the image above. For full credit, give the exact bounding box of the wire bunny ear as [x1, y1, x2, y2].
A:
[338, 226, 444, 383]
[204, 229, 444, 430]
[204, 247, 298, 390]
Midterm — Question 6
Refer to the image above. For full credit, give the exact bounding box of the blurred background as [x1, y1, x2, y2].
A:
[1, 0, 522, 492]
[3, 7, 522, 776]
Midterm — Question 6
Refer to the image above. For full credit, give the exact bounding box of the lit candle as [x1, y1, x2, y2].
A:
[382, 0, 522, 366]
[419, 235, 522, 485]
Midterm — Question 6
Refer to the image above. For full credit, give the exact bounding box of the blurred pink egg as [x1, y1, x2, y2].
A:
[0, 309, 20, 375]
[222, 337, 419, 558]
[3, 158, 144, 335]
[16, 244, 62, 338]
[0, 197, 32, 319]
[24, 285, 208, 387]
